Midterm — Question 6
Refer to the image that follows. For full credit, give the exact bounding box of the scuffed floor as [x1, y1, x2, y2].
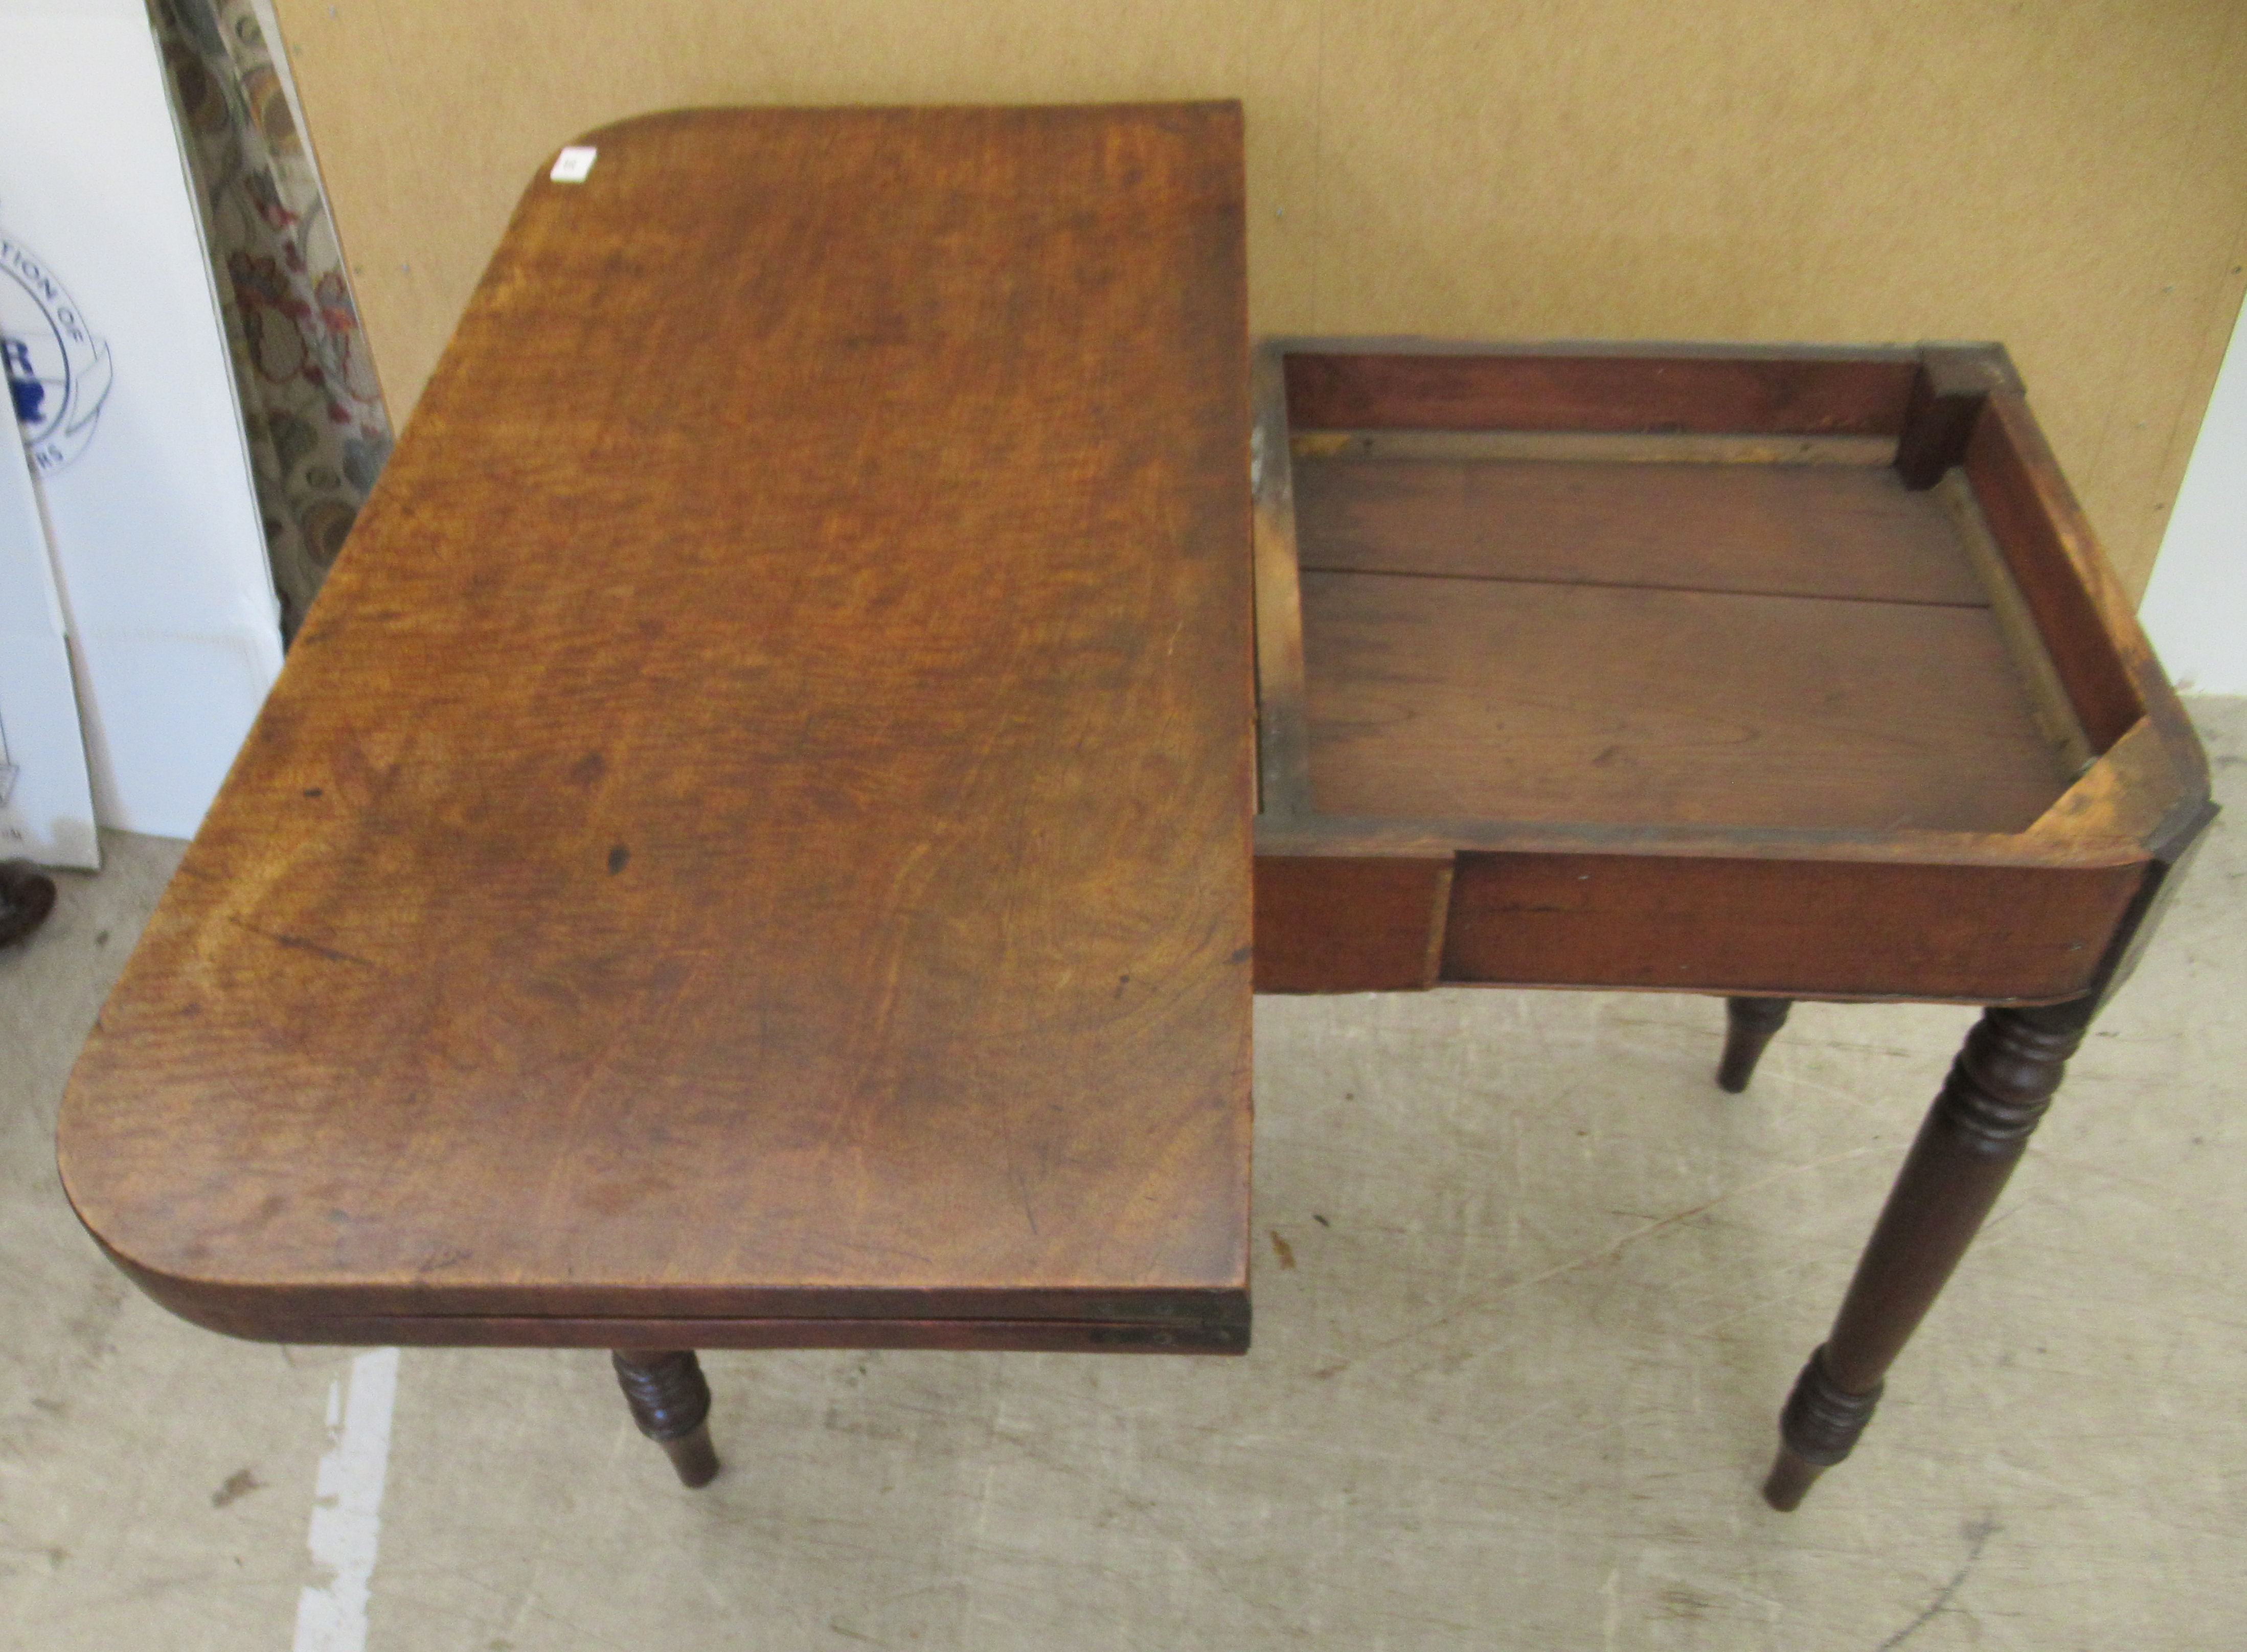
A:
[4, 700, 2242, 1651]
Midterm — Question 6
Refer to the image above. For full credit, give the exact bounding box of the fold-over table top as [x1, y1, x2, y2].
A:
[60, 105, 1254, 1344]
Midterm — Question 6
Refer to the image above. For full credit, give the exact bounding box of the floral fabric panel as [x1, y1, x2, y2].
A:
[151, 0, 392, 637]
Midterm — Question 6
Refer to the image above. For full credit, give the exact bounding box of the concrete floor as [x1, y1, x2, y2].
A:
[4, 700, 2243, 1651]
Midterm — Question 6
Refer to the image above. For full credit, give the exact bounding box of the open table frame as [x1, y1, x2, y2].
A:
[1248, 337, 2213, 1507]
[55, 104, 2214, 1516]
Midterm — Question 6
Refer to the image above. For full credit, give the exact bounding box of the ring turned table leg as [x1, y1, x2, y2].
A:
[1763, 996, 2094, 1509]
[1717, 997, 1792, 1093]
[612, 1349, 720, 1488]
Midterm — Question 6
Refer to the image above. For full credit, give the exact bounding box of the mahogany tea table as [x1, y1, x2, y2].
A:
[57, 104, 1257, 1489]
[56, 104, 2211, 1514]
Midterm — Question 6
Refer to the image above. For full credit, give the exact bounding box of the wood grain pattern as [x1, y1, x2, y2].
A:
[1282, 347, 1919, 437]
[1438, 851, 2142, 1002]
[1291, 430, 1897, 467]
[1936, 472, 2095, 777]
[2032, 720, 2185, 844]
[59, 106, 1255, 1343]
[112, 1301, 1253, 1354]
[2078, 793, 2219, 1010]
[1294, 456, 1990, 604]
[1969, 386, 2205, 808]
[1895, 345, 2021, 490]
[1251, 827, 2149, 1004]
[1966, 394, 2148, 752]
[1987, 364, 2216, 1011]
[1253, 343, 1312, 815]
[1252, 855, 1452, 993]
[1301, 570, 2073, 834]
[1256, 340, 2204, 1012]
[1254, 812, 2148, 873]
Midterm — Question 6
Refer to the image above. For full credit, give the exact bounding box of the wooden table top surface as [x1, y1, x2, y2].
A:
[59, 105, 1255, 1341]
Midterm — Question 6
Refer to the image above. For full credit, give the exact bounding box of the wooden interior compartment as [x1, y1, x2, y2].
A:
[1283, 353, 2096, 838]
[1251, 343, 2206, 1004]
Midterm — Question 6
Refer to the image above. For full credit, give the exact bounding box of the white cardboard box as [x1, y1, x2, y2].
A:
[0, 421, 96, 867]
[3, 0, 282, 843]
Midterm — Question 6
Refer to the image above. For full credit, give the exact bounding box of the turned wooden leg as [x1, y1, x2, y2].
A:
[1762, 996, 2093, 1510]
[611, 1349, 720, 1488]
[1717, 997, 1792, 1093]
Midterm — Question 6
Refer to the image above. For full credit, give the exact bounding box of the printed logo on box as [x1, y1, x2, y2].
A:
[2, 228, 113, 475]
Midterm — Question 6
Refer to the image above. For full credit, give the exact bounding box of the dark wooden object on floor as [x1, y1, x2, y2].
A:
[58, 105, 1255, 1484]
[0, 859, 57, 949]
[1252, 339, 2213, 1506]
[1717, 998, 1792, 1093]
[1762, 996, 2094, 1509]
[612, 1350, 720, 1488]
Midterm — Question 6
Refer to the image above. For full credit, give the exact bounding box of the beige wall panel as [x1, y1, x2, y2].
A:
[274, 0, 2247, 596]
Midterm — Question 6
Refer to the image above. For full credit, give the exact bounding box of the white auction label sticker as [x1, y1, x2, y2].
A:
[550, 146, 598, 182]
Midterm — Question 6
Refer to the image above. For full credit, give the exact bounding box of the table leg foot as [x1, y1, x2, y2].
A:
[612, 1349, 719, 1488]
[1762, 996, 2091, 1509]
[1762, 1344, 1880, 1509]
[1717, 997, 1791, 1092]
[1761, 1446, 1822, 1512]
[0, 860, 58, 950]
